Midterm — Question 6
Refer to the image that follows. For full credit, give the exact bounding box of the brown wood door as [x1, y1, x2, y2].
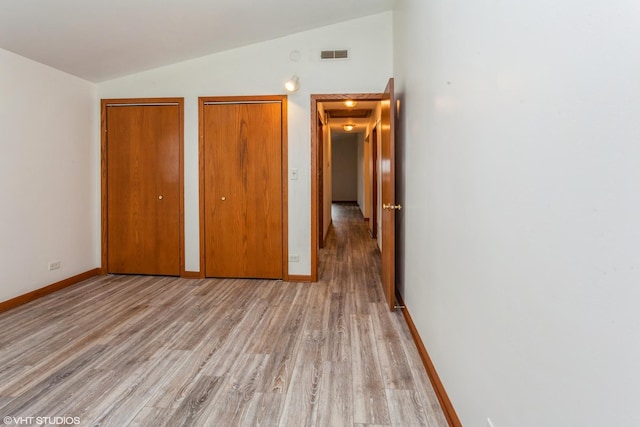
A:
[202, 100, 284, 278]
[105, 103, 181, 275]
[381, 78, 398, 311]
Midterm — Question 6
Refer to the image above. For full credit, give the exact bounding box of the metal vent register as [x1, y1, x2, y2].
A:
[320, 49, 349, 60]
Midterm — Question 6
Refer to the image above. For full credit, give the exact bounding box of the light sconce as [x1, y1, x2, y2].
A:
[343, 124, 355, 132]
[344, 100, 357, 108]
[284, 75, 299, 92]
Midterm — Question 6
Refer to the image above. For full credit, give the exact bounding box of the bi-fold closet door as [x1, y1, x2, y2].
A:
[102, 96, 286, 279]
[102, 99, 183, 276]
[200, 96, 287, 279]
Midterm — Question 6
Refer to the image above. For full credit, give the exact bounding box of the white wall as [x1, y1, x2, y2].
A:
[394, 1, 640, 426]
[331, 133, 358, 201]
[98, 12, 393, 275]
[0, 48, 98, 302]
[365, 104, 383, 249]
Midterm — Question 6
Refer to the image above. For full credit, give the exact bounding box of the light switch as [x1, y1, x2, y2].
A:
[290, 168, 299, 180]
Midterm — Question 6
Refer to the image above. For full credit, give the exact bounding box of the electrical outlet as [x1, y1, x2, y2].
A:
[289, 255, 299, 262]
[487, 418, 496, 427]
[48, 260, 61, 271]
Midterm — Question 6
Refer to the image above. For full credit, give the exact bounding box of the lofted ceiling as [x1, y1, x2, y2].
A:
[0, 0, 393, 83]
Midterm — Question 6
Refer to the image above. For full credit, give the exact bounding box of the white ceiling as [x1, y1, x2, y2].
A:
[0, 0, 393, 83]
[322, 100, 378, 133]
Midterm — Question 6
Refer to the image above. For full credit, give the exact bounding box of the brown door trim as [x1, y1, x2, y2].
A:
[100, 98, 185, 276]
[198, 95, 288, 280]
[310, 93, 383, 282]
[317, 112, 325, 249]
[371, 124, 379, 239]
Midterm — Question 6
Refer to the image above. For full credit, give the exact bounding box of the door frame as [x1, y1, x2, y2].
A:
[100, 98, 185, 276]
[370, 124, 379, 240]
[310, 93, 383, 282]
[198, 95, 289, 280]
[317, 112, 325, 249]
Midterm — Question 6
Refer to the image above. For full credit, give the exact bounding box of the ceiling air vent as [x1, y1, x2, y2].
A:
[320, 49, 349, 60]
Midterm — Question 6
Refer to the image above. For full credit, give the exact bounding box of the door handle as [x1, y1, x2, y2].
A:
[383, 203, 402, 210]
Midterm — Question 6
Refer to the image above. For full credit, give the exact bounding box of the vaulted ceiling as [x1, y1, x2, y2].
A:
[0, 0, 393, 83]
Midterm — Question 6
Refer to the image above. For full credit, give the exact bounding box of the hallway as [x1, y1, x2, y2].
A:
[0, 204, 446, 426]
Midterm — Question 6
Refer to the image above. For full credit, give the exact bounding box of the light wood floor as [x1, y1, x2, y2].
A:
[0, 204, 447, 426]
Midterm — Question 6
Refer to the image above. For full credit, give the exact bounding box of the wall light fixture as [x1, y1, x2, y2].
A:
[284, 75, 299, 92]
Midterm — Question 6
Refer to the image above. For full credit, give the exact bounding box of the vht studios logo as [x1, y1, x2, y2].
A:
[3, 416, 81, 425]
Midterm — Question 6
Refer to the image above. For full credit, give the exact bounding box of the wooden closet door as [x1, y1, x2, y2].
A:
[203, 101, 283, 278]
[106, 104, 181, 275]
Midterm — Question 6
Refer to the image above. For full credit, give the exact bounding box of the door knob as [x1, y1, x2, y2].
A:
[221, 196, 226, 201]
[383, 203, 402, 210]
[158, 195, 163, 200]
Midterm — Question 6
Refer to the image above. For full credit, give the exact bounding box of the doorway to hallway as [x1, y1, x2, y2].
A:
[311, 79, 398, 311]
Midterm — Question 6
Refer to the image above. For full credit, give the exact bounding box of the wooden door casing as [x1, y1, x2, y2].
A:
[201, 97, 286, 279]
[370, 124, 379, 239]
[102, 99, 183, 276]
[317, 113, 325, 248]
[310, 93, 385, 282]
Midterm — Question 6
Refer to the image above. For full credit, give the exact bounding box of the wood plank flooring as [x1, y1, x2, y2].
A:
[0, 203, 447, 426]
